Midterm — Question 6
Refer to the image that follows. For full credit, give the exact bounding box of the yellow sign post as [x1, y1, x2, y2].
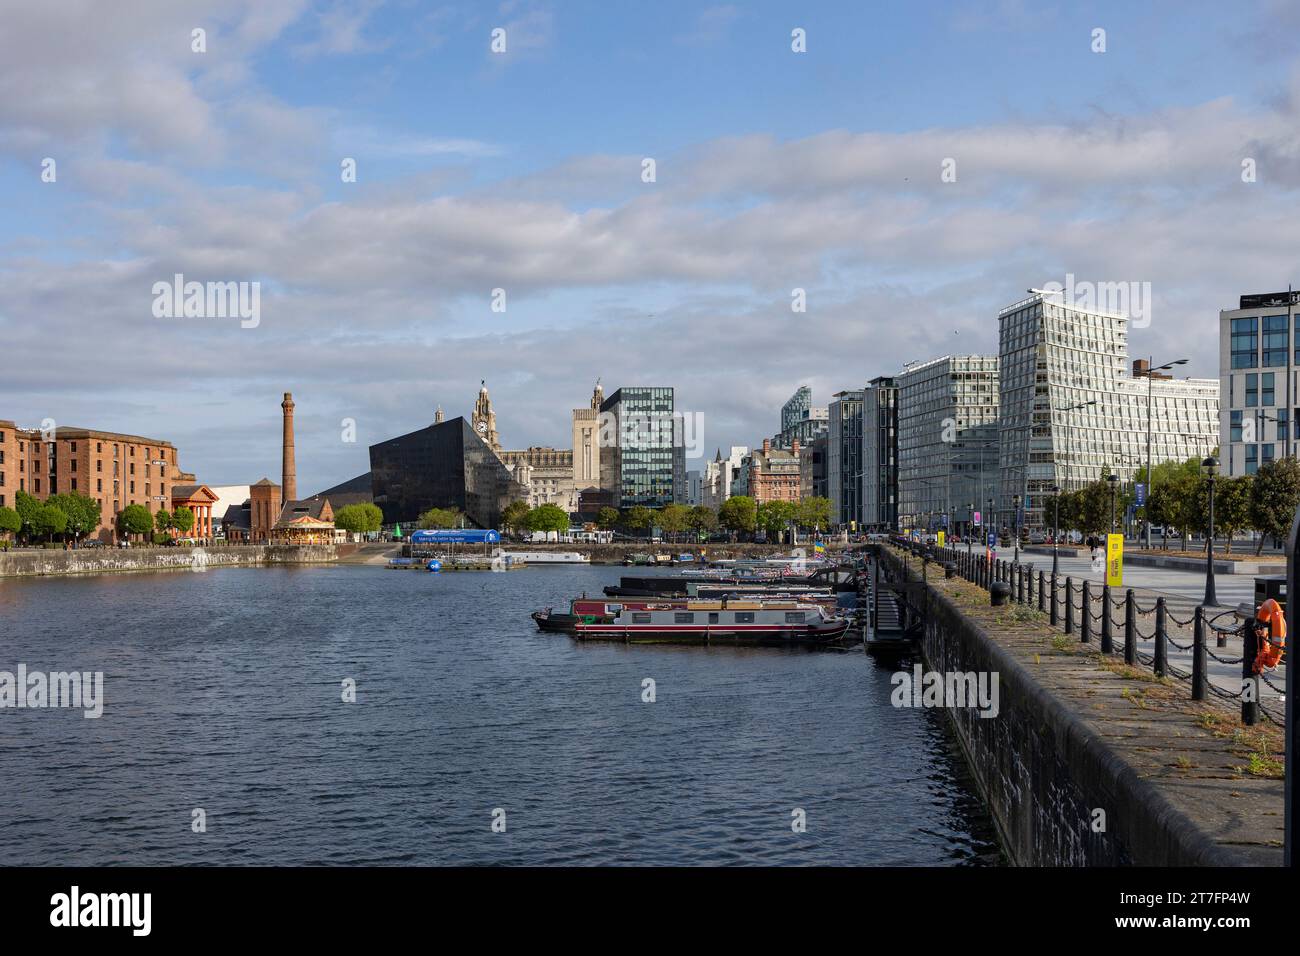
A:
[1106, 533, 1124, 587]
[936, 530, 945, 548]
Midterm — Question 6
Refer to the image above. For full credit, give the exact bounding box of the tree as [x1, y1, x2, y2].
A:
[1213, 475, 1252, 554]
[418, 506, 462, 529]
[334, 502, 384, 535]
[117, 504, 154, 541]
[595, 506, 620, 531]
[1250, 458, 1300, 554]
[685, 504, 718, 538]
[756, 500, 797, 542]
[500, 500, 532, 535]
[15, 490, 42, 542]
[47, 492, 101, 543]
[525, 503, 570, 535]
[658, 503, 689, 542]
[34, 503, 68, 541]
[794, 496, 831, 532]
[621, 506, 654, 539]
[0, 505, 20, 542]
[155, 509, 174, 536]
[717, 495, 756, 538]
[172, 505, 196, 536]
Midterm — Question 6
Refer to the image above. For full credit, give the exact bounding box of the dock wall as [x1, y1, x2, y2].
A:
[0, 545, 337, 577]
[878, 546, 1282, 866]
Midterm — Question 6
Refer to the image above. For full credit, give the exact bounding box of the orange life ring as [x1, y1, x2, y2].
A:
[1253, 598, 1286, 673]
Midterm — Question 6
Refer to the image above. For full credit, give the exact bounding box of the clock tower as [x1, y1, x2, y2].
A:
[472, 380, 501, 455]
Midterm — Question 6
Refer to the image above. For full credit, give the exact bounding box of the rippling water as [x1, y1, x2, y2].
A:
[0, 564, 999, 865]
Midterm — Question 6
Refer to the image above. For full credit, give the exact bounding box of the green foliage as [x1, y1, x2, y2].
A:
[15, 490, 42, 539]
[794, 496, 831, 531]
[686, 505, 718, 534]
[717, 495, 756, 534]
[172, 505, 196, 535]
[154, 509, 173, 533]
[1213, 475, 1253, 553]
[47, 492, 101, 538]
[525, 503, 570, 534]
[756, 499, 797, 539]
[657, 503, 689, 537]
[117, 504, 154, 538]
[499, 500, 532, 534]
[1250, 458, 1300, 553]
[334, 502, 384, 534]
[621, 506, 654, 534]
[35, 503, 68, 538]
[0, 505, 20, 538]
[595, 506, 620, 531]
[418, 506, 462, 529]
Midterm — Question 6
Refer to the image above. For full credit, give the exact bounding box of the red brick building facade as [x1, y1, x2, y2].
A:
[748, 438, 802, 505]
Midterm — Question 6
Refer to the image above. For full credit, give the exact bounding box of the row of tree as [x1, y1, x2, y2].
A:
[1043, 457, 1300, 554]
[0, 491, 206, 546]
[578, 495, 833, 542]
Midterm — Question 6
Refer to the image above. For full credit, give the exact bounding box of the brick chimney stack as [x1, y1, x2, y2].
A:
[762, 438, 771, 455]
[792, 439, 800, 457]
[281, 392, 297, 503]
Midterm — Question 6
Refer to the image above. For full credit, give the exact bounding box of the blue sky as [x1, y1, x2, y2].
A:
[2, 0, 1300, 493]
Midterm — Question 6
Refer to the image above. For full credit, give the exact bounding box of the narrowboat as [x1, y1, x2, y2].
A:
[533, 598, 849, 644]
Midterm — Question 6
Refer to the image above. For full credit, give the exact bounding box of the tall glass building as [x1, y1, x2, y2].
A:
[862, 376, 898, 531]
[896, 355, 1000, 531]
[599, 387, 680, 508]
[827, 389, 865, 528]
[777, 385, 828, 448]
[998, 291, 1219, 530]
[1219, 291, 1300, 476]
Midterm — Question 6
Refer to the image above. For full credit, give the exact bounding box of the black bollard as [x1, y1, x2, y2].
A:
[1081, 581, 1092, 643]
[1100, 584, 1113, 654]
[1065, 577, 1074, 635]
[1154, 597, 1167, 677]
[1192, 606, 1206, 701]
[1124, 590, 1136, 666]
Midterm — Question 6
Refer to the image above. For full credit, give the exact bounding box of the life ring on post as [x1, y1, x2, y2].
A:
[1252, 598, 1286, 673]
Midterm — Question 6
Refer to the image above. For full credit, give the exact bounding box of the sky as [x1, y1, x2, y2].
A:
[3, 0, 1300, 494]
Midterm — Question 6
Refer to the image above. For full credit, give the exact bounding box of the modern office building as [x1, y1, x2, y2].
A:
[861, 376, 899, 531]
[1219, 290, 1300, 476]
[776, 386, 829, 449]
[369, 416, 528, 528]
[799, 434, 827, 502]
[827, 389, 865, 528]
[998, 290, 1219, 529]
[598, 387, 680, 508]
[896, 355, 1000, 531]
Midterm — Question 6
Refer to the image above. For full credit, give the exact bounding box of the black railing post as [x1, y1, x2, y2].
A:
[1242, 621, 1259, 726]
[1154, 597, 1167, 677]
[1037, 570, 1045, 613]
[1101, 584, 1113, 653]
[1192, 606, 1207, 701]
[1065, 577, 1074, 635]
[1081, 580, 1092, 643]
[1050, 574, 1058, 626]
[1016, 564, 1024, 603]
[1124, 589, 1136, 665]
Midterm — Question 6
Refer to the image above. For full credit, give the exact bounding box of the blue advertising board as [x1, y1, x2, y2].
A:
[410, 529, 500, 544]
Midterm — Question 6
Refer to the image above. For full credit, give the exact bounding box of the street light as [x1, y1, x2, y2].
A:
[988, 497, 995, 549]
[1107, 473, 1119, 534]
[1013, 493, 1022, 563]
[1201, 456, 1219, 607]
[966, 502, 974, 555]
[1051, 484, 1061, 577]
[1139, 357, 1190, 548]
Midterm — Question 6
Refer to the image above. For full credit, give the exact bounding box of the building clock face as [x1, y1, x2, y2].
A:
[477, 421, 488, 433]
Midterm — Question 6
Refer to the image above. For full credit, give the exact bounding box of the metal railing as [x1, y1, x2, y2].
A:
[893, 539, 1285, 726]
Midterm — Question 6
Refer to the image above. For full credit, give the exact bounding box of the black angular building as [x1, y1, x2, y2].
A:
[368, 417, 527, 528]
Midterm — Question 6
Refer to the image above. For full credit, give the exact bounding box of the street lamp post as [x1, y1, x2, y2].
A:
[1013, 493, 1021, 563]
[1107, 473, 1119, 534]
[1201, 456, 1219, 607]
[966, 502, 974, 555]
[1141, 357, 1190, 549]
[988, 497, 995, 549]
[1051, 484, 1061, 577]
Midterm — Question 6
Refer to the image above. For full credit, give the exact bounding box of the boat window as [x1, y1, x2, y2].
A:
[735, 611, 755, 623]
[674, 612, 694, 623]
[708, 612, 719, 624]
[784, 611, 806, 624]
[631, 613, 651, 624]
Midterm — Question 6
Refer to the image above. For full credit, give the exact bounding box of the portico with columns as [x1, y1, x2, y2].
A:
[170, 484, 220, 540]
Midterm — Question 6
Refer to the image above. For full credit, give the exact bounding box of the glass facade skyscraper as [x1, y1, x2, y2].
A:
[1219, 290, 1300, 477]
[599, 387, 680, 508]
[862, 376, 898, 530]
[828, 389, 864, 528]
